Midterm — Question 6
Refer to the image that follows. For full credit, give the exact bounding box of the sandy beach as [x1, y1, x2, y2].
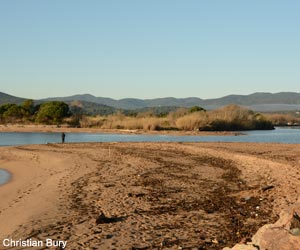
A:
[0, 142, 299, 249]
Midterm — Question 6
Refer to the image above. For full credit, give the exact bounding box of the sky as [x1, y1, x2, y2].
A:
[0, 0, 299, 100]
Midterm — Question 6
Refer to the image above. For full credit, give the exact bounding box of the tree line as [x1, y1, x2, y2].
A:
[0, 100, 70, 124]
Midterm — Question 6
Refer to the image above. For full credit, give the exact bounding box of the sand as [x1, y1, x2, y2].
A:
[0, 142, 299, 249]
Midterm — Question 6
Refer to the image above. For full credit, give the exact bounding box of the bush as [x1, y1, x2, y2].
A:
[35, 101, 70, 124]
[189, 106, 205, 113]
[176, 111, 207, 130]
[0, 104, 24, 122]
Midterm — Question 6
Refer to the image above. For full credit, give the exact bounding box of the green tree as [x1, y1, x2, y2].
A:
[4, 104, 22, 116]
[0, 104, 14, 122]
[35, 101, 70, 124]
[0, 104, 14, 115]
[1, 104, 24, 122]
[22, 99, 35, 116]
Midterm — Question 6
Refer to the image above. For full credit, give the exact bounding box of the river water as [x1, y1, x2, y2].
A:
[0, 127, 299, 185]
[0, 127, 299, 146]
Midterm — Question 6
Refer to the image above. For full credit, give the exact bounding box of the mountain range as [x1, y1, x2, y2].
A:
[1, 91, 300, 113]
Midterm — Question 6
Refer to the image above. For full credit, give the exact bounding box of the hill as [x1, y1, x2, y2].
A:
[1, 91, 300, 112]
[41, 92, 300, 111]
[204, 92, 300, 106]
[0, 92, 26, 105]
[66, 100, 117, 116]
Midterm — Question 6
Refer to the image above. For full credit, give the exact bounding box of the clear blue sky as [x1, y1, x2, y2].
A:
[0, 0, 299, 99]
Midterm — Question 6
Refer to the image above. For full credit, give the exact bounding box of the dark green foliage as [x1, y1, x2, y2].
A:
[35, 101, 70, 124]
[199, 119, 274, 131]
[0, 100, 70, 124]
[22, 99, 35, 115]
[0, 103, 24, 122]
[252, 119, 274, 130]
[0, 103, 15, 115]
[4, 104, 23, 118]
[189, 106, 206, 113]
[0, 100, 37, 122]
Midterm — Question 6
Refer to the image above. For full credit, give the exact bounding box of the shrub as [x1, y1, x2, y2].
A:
[176, 111, 207, 130]
[189, 106, 205, 113]
[35, 101, 70, 124]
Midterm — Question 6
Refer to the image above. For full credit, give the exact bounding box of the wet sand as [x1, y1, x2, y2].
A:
[0, 142, 299, 249]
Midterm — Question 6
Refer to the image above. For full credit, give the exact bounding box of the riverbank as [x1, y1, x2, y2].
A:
[0, 142, 299, 249]
[0, 124, 243, 136]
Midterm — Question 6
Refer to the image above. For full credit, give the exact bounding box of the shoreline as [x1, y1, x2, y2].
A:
[0, 124, 244, 136]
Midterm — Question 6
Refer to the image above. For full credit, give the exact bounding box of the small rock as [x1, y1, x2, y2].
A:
[106, 234, 113, 239]
[243, 196, 251, 201]
[212, 239, 218, 244]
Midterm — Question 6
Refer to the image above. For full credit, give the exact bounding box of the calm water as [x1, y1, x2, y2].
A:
[0, 169, 11, 186]
[0, 127, 299, 146]
[0, 127, 299, 185]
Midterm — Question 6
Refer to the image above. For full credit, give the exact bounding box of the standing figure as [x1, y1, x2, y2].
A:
[61, 132, 66, 143]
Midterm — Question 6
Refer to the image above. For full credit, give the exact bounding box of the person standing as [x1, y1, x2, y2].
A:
[61, 132, 66, 143]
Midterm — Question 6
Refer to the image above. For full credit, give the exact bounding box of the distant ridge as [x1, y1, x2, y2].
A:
[42, 92, 300, 111]
[42, 95, 203, 110]
[0, 92, 26, 105]
[1, 91, 300, 112]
